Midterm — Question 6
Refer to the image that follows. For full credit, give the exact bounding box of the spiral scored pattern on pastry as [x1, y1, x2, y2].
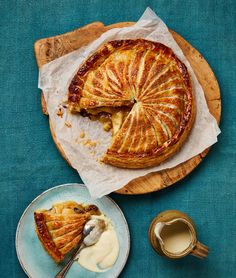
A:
[68, 39, 195, 168]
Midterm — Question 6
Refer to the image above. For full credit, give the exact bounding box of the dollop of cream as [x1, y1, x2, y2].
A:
[77, 214, 119, 273]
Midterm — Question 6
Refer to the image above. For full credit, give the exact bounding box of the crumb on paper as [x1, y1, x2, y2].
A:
[82, 139, 97, 148]
[56, 107, 63, 118]
[96, 158, 104, 165]
[65, 121, 72, 128]
[80, 130, 85, 138]
[61, 98, 68, 109]
[75, 137, 97, 149]
[61, 96, 68, 103]
[90, 150, 96, 157]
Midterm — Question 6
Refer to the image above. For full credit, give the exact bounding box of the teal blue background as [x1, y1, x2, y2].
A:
[0, 1, 235, 277]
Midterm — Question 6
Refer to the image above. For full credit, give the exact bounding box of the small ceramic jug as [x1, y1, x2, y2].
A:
[149, 210, 209, 259]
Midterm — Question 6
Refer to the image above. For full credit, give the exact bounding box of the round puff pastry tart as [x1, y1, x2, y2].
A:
[68, 39, 195, 169]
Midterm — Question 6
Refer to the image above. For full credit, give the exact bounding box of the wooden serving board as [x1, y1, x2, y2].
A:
[34, 22, 221, 195]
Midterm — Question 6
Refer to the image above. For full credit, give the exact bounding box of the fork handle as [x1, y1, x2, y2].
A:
[55, 243, 85, 278]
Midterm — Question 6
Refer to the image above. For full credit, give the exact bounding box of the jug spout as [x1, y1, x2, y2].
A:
[154, 222, 165, 245]
[154, 222, 165, 244]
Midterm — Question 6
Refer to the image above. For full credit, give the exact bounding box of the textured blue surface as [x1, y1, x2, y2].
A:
[0, 1, 235, 277]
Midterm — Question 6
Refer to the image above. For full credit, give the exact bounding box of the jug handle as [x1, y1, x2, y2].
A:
[191, 241, 209, 259]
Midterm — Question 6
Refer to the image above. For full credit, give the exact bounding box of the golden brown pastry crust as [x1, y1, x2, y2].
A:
[68, 39, 195, 168]
[34, 212, 64, 263]
[34, 201, 100, 263]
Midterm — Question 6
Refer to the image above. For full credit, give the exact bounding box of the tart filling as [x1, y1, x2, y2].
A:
[78, 106, 131, 135]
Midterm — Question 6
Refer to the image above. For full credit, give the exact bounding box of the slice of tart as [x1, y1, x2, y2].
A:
[34, 201, 100, 263]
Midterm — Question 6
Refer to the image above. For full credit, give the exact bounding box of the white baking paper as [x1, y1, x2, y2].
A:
[39, 7, 221, 199]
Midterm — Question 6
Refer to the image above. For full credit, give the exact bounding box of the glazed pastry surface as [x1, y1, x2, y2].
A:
[68, 39, 195, 168]
[34, 201, 100, 262]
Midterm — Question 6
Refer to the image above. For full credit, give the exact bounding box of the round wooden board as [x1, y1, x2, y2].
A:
[37, 22, 221, 195]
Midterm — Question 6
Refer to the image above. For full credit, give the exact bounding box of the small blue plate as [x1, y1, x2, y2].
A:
[16, 183, 130, 278]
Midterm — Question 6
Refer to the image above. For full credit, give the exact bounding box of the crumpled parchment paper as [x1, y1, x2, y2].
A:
[39, 7, 221, 199]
